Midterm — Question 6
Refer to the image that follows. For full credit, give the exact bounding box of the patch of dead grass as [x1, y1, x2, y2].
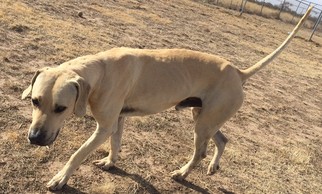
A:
[90, 183, 116, 194]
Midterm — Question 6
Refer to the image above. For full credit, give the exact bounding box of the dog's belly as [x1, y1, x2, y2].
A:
[119, 101, 175, 116]
[119, 106, 153, 116]
[120, 97, 202, 117]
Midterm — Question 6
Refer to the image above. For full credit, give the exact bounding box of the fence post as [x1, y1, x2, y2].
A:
[278, 0, 286, 19]
[309, 10, 322, 41]
[260, 0, 265, 16]
[240, 0, 248, 15]
[292, 0, 303, 23]
[240, 0, 244, 12]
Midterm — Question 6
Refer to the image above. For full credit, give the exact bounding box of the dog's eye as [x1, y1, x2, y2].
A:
[54, 106, 67, 113]
[32, 98, 40, 107]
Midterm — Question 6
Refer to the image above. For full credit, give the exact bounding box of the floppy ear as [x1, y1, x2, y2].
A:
[71, 77, 91, 117]
[22, 67, 51, 100]
[21, 70, 42, 100]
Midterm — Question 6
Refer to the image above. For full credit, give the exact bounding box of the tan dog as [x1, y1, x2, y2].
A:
[22, 7, 312, 191]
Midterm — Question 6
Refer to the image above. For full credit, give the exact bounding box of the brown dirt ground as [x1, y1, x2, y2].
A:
[0, 0, 321, 193]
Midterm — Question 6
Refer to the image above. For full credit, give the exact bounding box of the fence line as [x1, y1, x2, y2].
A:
[212, 0, 322, 41]
[310, 10, 322, 40]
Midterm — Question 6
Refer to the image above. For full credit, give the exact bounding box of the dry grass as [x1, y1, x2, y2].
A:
[0, 0, 321, 193]
[90, 182, 116, 194]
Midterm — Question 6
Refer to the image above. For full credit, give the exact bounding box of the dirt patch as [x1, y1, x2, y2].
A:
[0, 0, 321, 193]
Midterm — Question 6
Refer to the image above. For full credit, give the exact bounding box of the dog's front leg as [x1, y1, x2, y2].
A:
[93, 117, 125, 170]
[47, 123, 114, 191]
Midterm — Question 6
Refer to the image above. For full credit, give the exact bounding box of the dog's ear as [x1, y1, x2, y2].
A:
[22, 67, 51, 100]
[71, 77, 91, 117]
[21, 70, 43, 100]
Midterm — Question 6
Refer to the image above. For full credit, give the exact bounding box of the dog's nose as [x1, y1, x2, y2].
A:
[28, 129, 46, 146]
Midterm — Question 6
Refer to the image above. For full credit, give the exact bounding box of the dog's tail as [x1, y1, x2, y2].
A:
[239, 6, 313, 82]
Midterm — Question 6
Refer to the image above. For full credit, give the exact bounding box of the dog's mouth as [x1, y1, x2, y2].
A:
[45, 129, 60, 146]
[52, 129, 60, 142]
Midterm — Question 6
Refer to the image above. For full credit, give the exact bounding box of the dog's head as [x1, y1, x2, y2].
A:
[22, 68, 90, 146]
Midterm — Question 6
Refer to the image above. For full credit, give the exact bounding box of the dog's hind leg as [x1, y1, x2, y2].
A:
[171, 83, 243, 180]
[207, 130, 228, 175]
[193, 108, 228, 175]
[192, 107, 227, 174]
[172, 105, 222, 180]
[93, 117, 125, 170]
[171, 124, 213, 180]
[192, 107, 202, 122]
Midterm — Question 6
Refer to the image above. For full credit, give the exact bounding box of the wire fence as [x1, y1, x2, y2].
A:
[209, 0, 322, 41]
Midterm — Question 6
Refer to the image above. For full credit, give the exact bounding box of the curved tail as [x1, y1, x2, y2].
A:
[239, 6, 313, 82]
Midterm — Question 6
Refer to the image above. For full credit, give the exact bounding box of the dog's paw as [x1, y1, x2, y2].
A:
[207, 164, 220, 175]
[170, 170, 188, 181]
[46, 171, 69, 191]
[93, 157, 115, 170]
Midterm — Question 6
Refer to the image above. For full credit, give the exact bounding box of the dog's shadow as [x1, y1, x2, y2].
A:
[175, 179, 235, 194]
[109, 167, 214, 194]
[174, 179, 211, 194]
[55, 185, 87, 194]
[108, 167, 161, 194]
[58, 167, 223, 194]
